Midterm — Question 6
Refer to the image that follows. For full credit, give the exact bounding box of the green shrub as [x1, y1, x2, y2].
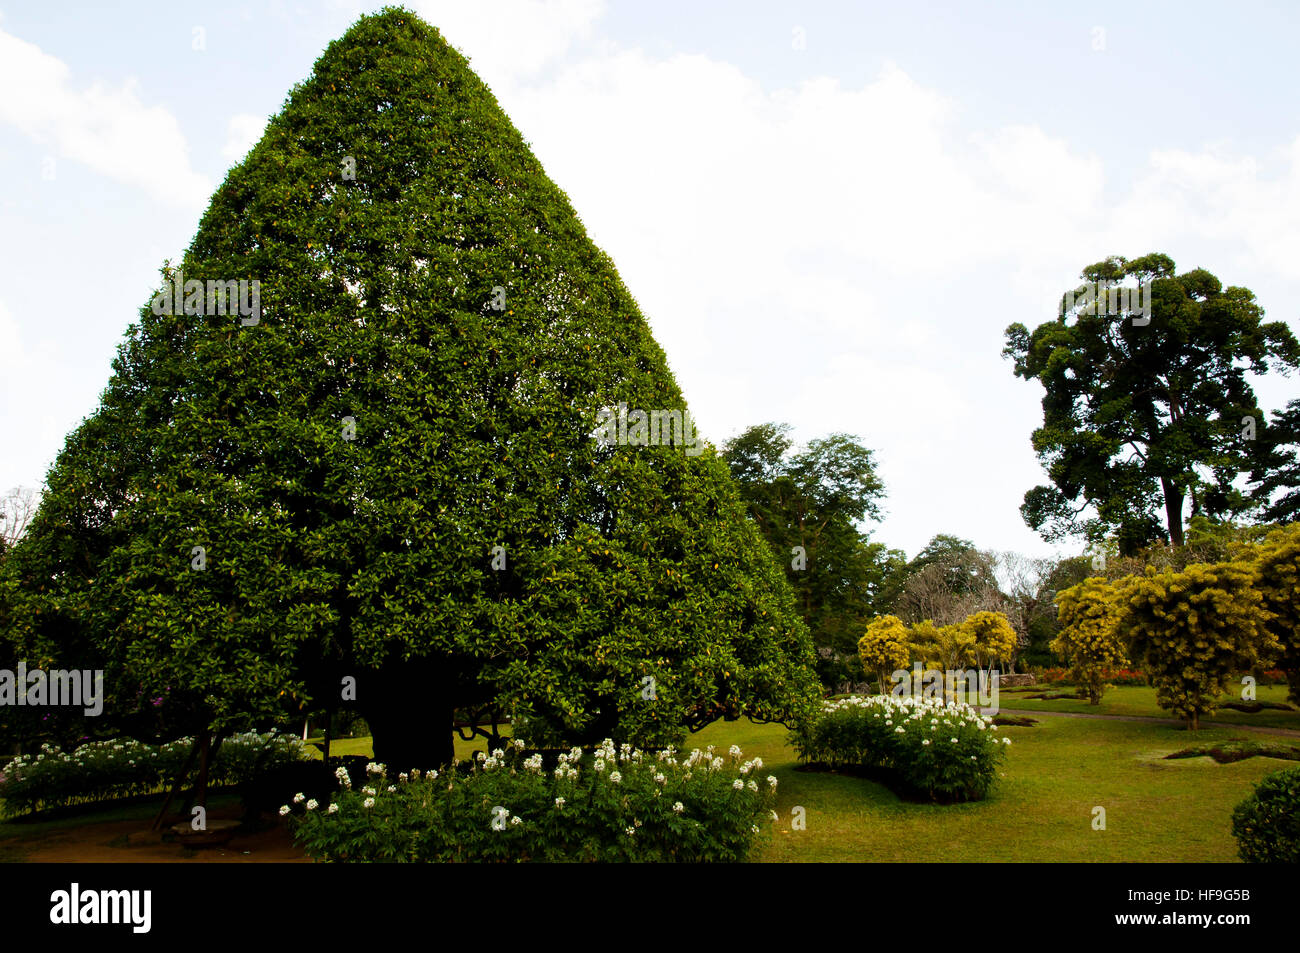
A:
[285, 737, 776, 862]
[1231, 765, 1300, 863]
[0, 732, 308, 814]
[789, 694, 1008, 802]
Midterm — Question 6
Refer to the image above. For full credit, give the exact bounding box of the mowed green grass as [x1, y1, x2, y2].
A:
[992, 684, 1299, 730]
[684, 715, 1292, 862]
[9, 703, 1293, 862]
[313, 710, 1294, 862]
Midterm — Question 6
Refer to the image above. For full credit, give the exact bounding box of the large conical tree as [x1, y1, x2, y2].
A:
[0, 7, 818, 772]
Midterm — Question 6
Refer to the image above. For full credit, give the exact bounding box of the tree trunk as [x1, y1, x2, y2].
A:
[151, 733, 201, 830]
[193, 731, 212, 811]
[1160, 477, 1185, 547]
[363, 683, 454, 772]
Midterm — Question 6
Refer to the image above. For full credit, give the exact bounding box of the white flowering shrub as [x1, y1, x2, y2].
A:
[286, 738, 777, 862]
[789, 695, 1008, 802]
[0, 732, 309, 815]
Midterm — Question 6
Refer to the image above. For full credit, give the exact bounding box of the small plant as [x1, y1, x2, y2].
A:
[1231, 765, 1300, 862]
[285, 737, 777, 862]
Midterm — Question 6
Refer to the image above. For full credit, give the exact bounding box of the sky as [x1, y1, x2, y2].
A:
[1, 0, 1299, 561]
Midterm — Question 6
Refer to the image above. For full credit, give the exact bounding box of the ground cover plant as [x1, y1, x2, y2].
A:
[1165, 740, 1300, 764]
[991, 684, 1299, 730]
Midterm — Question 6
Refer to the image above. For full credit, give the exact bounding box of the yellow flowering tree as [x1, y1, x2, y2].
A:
[1119, 562, 1279, 729]
[909, 618, 976, 672]
[1250, 523, 1300, 703]
[1051, 577, 1129, 704]
[858, 615, 912, 694]
[964, 610, 1019, 682]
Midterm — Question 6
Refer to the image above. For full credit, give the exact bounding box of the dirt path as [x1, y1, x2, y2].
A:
[990, 706, 1300, 738]
[1, 804, 309, 863]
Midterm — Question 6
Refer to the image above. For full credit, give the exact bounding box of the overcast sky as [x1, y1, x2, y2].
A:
[2, 0, 1298, 560]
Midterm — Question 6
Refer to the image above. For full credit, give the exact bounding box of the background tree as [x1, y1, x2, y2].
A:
[857, 615, 911, 694]
[891, 535, 1005, 627]
[1019, 554, 1094, 669]
[908, 619, 975, 674]
[993, 550, 1055, 670]
[0, 487, 39, 556]
[1119, 562, 1279, 728]
[1050, 577, 1129, 703]
[1246, 399, 1300, 524]
[963, 610, 1018, 682]
[723, 423, 898, 689]
[1251, 524, 1300, 703]
[1004, 253, 1300, 552]
[0, 9, 819, 775]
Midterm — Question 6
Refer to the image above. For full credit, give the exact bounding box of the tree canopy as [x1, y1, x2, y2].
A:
[1004, 253, 1300, 552]
[0, 8, 819, 770]
[721, 423, 899, 687]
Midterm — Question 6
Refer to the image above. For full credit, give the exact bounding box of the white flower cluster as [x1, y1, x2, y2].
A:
[817, 693, 1005, 745]
[553, 747, 582, 780]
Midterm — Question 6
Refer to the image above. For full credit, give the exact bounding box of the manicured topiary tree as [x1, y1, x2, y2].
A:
[1250, 523, 1300, 704]
[0, 7, 819, 773]
[1119, 562, 1279, 729]
[1050, 577, 1129, 704]
[858, 615, 911, 694]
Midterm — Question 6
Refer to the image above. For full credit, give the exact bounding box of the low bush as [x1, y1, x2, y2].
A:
[1231, 765, 1300, 863]
[788, 695, 1009, 802]
[0, 732, 309, 815]
[285, 737, 776, 862]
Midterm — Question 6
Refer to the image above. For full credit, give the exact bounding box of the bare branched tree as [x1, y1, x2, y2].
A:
[994, 550, 1055, 656]
[0, 486, 41, 549]
[896, 552, 1007, 629]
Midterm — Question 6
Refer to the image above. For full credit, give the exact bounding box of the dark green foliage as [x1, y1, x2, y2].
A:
[1004, 253, 1300, 552]
[721, 423, 897, 686]
[789, 695, 1006, 802]
[1247, 399, 1300, 524]
[288, 740, 776, 862]
[1231, 765, 1300, 862]
[0, 8, 818, 770]
[0, 732, 307, 815]
[899, 534, 998, 596]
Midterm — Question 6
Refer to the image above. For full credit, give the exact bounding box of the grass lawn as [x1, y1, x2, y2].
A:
[685, 715, 1293, 862]
[307, 710, 1289, 862]
[992, 684, 1300, 730]
[7, 706, 1292, 862]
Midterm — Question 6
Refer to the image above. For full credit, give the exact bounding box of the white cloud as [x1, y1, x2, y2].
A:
[409, 0, 605, 85]
[476, 31, 1300, 556]
[5, 3, 1299, 559]
[0, 26, 210, 208]
[221, 112, 269, 162]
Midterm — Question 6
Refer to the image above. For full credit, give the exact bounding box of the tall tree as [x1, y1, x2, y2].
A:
[888, 534, 1005, 627]
[0, 9, 819, 773]
[722, 423, 898, 686]
[1246, 399, 1300, 524]
[1004, 253, 1300, 552]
